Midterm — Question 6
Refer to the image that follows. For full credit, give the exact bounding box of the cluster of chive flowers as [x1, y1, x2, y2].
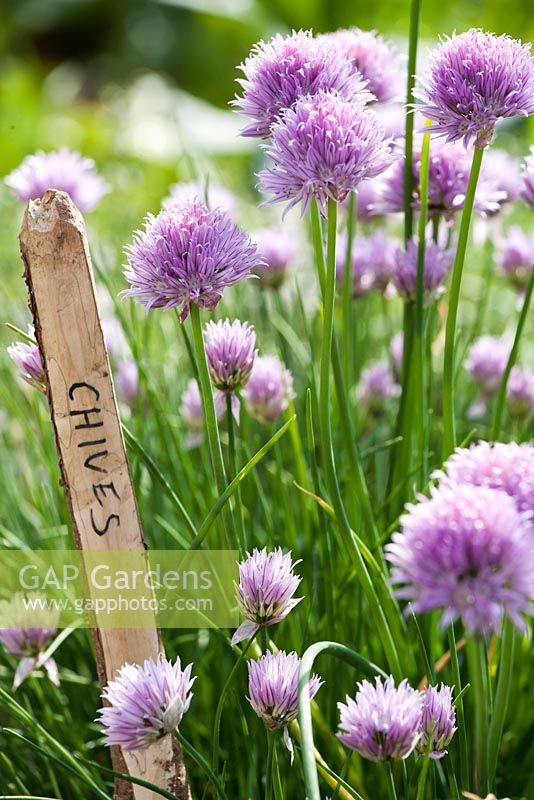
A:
[338, 677, 456, 762]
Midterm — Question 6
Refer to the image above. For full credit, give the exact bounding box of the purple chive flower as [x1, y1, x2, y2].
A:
[248, 651, 322, 758]
[521, 146, 534, 207]
[102, 316, 128, 359]
[414, 30, 534, 148]
[252, 227, 297, 289]
[167, 180, 237, 218]
[336, 230, 395, 297]
[123, 199, 263, 321]
[417, 684, 457, 759]
[243, 355, 295, 424]
[204, 319, 257, 393]
[233, 30, 373, 139]
[7, 334, 46, 393]
[259, 91, 398, 215]
[375, 138, 504, 219]
[4, 147, 110, 212]
[0, 626, 59, 690]
[356, 362, 400, 412]
[319, 28, 404, 103]
[232, 547, 302, 645]
[179, 378, 225, 450]
[437, 440, 534, 519]
[386, 484, 534, 633]
[116, 359, 139, 406]
[507, 366, 534, 420]
[481, 148, 522, 211]
[392, 238, 453, 303]
[97, 656, 195, 751]
[338, 676, 423, 762]
[465, 335, 511, 397]
[390, 332, 404, 382]
[497, 226, 534, 290]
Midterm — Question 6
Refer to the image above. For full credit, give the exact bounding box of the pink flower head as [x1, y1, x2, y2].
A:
[507, 366, 534, 420]
[437, 440, 534, 519]
[386, 484, 534, 633]
[465, 335, 511, 396]
[392, 238, 453, 303]
[124, 199, 263, 320]
[336, 230, 396, 297]
[243, 355, 295, 423]
[234, 30, 373, 138]
[320, 28, 404, 103]
[97, 656, 195, 751]
[5, 147, 109, 212]
[204, 319, 257, 393]
[497, 226, 534, 290]
[232, 547, 302, 645]
[338, 676, 423, 762]
[520, 146, 534, 207]
[414, 30, 534, 148]
[7, 331, 46, 393]
[252, 227, 297, 289]
[259, 91, 398, 216]
[417, 684, 457, 760]
[356, 362, 400, 413]
[248, 651, 322, 759]
[179, 378, 225, 450]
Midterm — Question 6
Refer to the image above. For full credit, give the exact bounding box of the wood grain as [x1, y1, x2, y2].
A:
[20, 190, 190, 800]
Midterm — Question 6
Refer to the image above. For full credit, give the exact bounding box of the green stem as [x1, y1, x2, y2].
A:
[467, 635, 489, 796]
[492, 268, 534, 440]
[488, 618, 516, 786]
[416, 721, 435, 800]
[413, 131, 431, 487]
[448, 625, 469, 791]
[386, 764, 398, 800]
[226, 394, 245, 555]
[189, 304, 233, 545]
[265, 731, 275, 800]
[175, 730, 229, 800]
[442, 146, 484, 459]
[317, 198, 401, 677]
[310, 200, 379, 546]
[343, 192, 356, 388]
[404, 0, 422, 243]
[272, 737, 284, 800]
[212, 636, 256, 773]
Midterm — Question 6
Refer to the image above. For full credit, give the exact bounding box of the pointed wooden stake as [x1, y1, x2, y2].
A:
[20, 190, 190, 800]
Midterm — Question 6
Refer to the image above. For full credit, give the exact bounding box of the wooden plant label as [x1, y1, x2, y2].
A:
[20, 190, 190, 800]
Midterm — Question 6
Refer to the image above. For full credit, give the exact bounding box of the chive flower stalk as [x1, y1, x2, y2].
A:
[414, 29, 534, 456]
